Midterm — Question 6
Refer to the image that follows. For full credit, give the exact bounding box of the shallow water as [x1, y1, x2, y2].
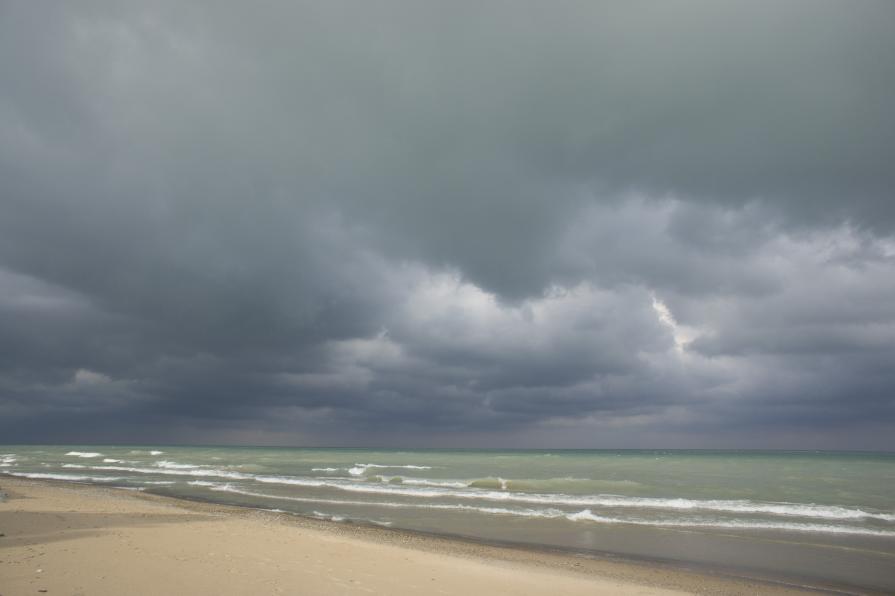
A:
[3, 446, 894, 591]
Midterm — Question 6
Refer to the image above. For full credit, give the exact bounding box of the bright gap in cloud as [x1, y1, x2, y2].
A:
[651, 295, 692, 353]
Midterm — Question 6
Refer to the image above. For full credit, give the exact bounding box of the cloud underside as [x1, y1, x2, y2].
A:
[1, 1, 894, 447]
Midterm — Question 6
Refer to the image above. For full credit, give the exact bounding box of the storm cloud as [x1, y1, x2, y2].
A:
[1, 1, 894, 448]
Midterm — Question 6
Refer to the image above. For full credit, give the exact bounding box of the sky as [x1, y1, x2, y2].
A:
[1, 1, 894, 449]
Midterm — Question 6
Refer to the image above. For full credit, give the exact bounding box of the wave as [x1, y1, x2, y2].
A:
[310, 511, 393, 527]
[450, 476, 640, 492]
[374, 475, 468, 488]
[359, 463, 432, 470]
[468, 477, 509, 490]
[244, 478, 895, 523]
[505, 477, 641, 491]
[85, 464, 255, 480]
[565, 509, 895, 537]
[311, 467, 339, 473]
[65, 451, 102, 458]
[191, 482, 565, 518]
[154, 468, 333, 487]
[53, 464, 895, 523]
[5, 471, 123, 482]
[348, 463, 432, 476]
[103, 458, 123, 463]
[186, 483, 895, 538]
[311, 511, 346, 522]
[331, 484, 895, 523]
[92, 465, 330, 488]
[155, 460, 201, 470]
[255, 475, 327, 487]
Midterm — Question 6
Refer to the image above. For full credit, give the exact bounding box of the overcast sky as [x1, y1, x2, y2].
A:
[2, 1, 894, 449]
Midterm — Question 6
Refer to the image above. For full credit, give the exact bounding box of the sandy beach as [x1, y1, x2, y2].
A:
[0, 477, 815, 595]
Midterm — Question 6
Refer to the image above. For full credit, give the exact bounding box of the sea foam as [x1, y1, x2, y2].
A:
[68, 463, 895, 523]
[84, 464, 254, 480]
[185, 482, 895, 538]
[348, 463, 432, 476]
[155, 460, 201, 470]
[6, 471, 122, 482]
[564, 509, 895, 537]
[304, 480, 895, 523]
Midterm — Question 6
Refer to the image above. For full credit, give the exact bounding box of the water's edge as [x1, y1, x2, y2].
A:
[0, 474, 871, 595]
[3, 445, 893, 593]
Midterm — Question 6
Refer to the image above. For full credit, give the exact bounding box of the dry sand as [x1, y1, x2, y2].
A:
[0, 477, 813, 595]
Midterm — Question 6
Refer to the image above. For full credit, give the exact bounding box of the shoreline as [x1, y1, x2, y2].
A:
[0, 476, 832, 595]
[132, 486, 840, 594]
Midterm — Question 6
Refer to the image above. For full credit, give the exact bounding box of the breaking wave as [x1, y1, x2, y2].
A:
[565, 509, 895, 537]
[155, 460, 201, 470]
[61, 464, 895, 523]
[5, 471, 122, 482]
[185, 482, 895, 538]
[348, 463, 432, 476]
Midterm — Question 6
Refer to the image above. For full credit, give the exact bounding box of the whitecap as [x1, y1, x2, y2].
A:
[155, 460, 200, 470]
[5, 471, 122, 482]
[183, 483, 895, 537]
[311, 511, 346, 522]
[565, 509, 895, 537]
[114, 464, 895, 523]
[263, 480, 895, 523]
[349, 463, 432, 476]
[377, 475, 467, 488]
[84, 464, 254, 480]
[51, 463, 895, 525]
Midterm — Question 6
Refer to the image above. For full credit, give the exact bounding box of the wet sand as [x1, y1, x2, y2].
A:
[0, 477, 818, 595]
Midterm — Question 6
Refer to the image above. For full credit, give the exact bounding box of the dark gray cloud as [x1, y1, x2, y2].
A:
[1, 1, 894, 448]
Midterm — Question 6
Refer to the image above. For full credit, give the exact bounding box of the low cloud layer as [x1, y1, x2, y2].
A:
[1, 1, 894, 448]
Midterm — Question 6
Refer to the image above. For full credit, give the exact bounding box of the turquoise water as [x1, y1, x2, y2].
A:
[3, 446, 895, 590]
